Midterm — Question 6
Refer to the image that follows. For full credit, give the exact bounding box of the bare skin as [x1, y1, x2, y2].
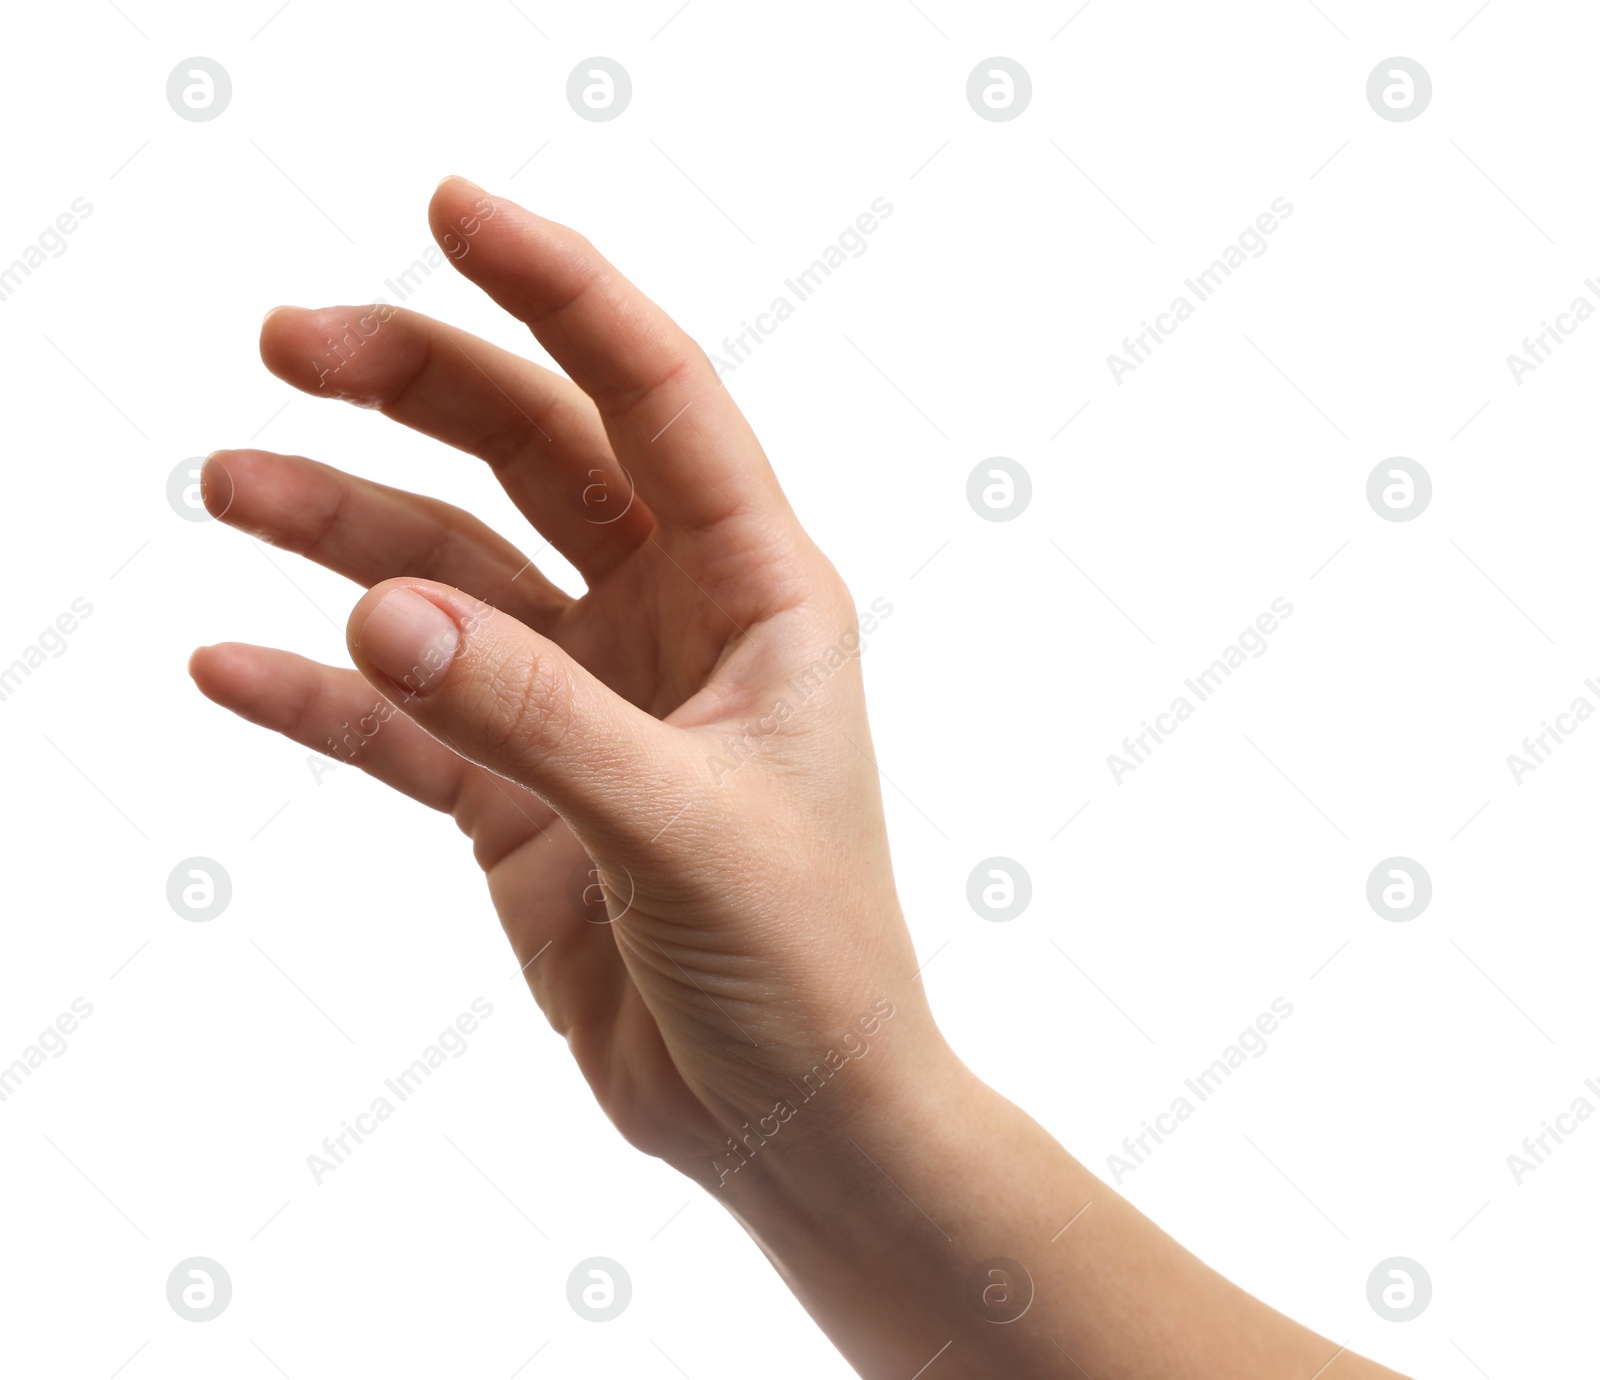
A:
[190, 176, 1406, 1380]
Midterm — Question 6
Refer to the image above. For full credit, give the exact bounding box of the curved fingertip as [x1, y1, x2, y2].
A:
[259, 303, 418, 404]
[428, 177, 531, 266]
[258, 304, 309, 366]
[188, 641, 262, 700]
[429, 174, 489, 219]
[433, 173, 484, 199]
[200, 450, 239, 519]
[260, 306, 303, 378]
[200, 449, 326, 542]
[260, 304, 345, 383]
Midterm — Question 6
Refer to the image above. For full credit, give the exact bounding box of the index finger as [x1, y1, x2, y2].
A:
[429, 177, 792, 542]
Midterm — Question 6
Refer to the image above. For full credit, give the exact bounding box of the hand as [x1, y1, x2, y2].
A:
[191, 175, 947, 1183]
[192, 177, 1405, 1380]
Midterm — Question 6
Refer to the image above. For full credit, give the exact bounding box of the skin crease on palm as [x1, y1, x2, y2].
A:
[189, 177, 1407, 1380]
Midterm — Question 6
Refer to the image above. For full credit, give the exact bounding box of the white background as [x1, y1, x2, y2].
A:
[0, 1, 1592, 1375]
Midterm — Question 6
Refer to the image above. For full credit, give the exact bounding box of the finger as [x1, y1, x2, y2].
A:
[188, 642, 471, 812]
[429, 177, 793, 542]
[345, 578, 699, 850]
[189, 642, 632, 1017]
[187, 642, 562, 870]
[201, 448, 569, 628]
[258, 303, 653, 578]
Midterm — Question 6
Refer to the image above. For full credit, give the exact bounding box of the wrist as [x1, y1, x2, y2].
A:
[704, 1010, 983, 1241]
[689, 970, 970, 1194]
[704, 1039, 1008, 1378]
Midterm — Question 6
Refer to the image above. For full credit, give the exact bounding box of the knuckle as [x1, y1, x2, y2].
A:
[807, 552, 855, 618]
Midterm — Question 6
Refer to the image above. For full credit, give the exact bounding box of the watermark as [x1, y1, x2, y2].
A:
[305, 999, 494, 1184]
[1106, 198, 1294, 384]
[966, 58, 1031, 122]
[967, 857, 1031, 922]
[311, 195, 499, 389]
[0, 998, 94, 1105]
[711, 997, 896, 1188]
[167, 857, 232, 922]
[579, 463, 636, 526]
[567, 1257, 631, 1320]
[706, 598, 893, 783]
[967, 457, 1031, 522]
[309, 690, 401, 785]
[1106, 598, 1295, 783]
[1507, 281, 1600, 383]
[311, 300, 401, 391]
[167, 58, 231, 122]
[166, 1257, 232, 1321]
[168, 455, 234, 522]
[0, 197, 94, 305]
[1366, 1257, 1431, 1322]
[707, 198, 895, 376]
[1506, 681, 1600, 784]
[567, 58, 631, 122]
[0, 597, 94, 704]
[1366, 457, 1431, 522]
[1505, 1075, 1600, 1185]
[966, 1257, 1034, 1323]
[375, 191, 498, 304]
[566, 857, 636, 924]
[1366, 58, 1431, 123]
[1105, 998, 1293, 1185]
[1365, 858, 1431, 922]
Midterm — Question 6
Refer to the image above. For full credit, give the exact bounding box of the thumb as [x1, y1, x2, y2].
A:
[346, 579, 689, 844]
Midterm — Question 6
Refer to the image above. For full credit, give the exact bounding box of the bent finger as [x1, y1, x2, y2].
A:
[201, 449, 569, 628]
[430, 178, 792, 548]
[258, 302, 653, 577]
[344, 578, 700, 850]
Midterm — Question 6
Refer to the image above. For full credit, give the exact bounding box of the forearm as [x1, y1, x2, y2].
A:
[714, 1031, 1404, 1380]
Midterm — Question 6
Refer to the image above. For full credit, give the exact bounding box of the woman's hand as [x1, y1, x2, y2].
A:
[192, 176, 1405, 1380]
[191, 176, 947, 1184]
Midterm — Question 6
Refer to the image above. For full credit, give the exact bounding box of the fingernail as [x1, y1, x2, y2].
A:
[262, 305, 296, 327]
[359, 589, 460, 695]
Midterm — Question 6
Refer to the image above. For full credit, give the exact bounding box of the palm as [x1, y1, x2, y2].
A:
[462, 542, 784, 1160]
[559, 539, 758, 717]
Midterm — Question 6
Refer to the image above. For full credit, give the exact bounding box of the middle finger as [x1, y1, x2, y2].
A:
[258, 303, 654, 580]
